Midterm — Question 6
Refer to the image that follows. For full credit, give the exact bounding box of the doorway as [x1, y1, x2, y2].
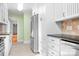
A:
[12, 24, 17, 45]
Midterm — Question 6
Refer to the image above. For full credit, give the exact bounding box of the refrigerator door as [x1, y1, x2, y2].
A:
[30, 16, 34, 52]
[30, 14, 39, 53]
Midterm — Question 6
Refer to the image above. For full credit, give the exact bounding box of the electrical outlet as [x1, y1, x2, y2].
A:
[67, 26, 72, 30]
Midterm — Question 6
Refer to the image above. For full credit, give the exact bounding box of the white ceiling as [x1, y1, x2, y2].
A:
[7, 3, 46, 23]
[7, 3, 47, 16]
[7, 3, 46, 11]
[7, 3, 48, 24]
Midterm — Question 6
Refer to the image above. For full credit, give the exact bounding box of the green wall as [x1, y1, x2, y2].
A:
[17, 15, 24, 41]
[24, 11, 32, 41]
[8, 11, 32, 42]
[8, 12, 24, 42]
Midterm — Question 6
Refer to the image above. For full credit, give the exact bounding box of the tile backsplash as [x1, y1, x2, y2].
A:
[0, 24, 3, 33]
[0, 24, 6, 34]
[61, 18, 79, 35]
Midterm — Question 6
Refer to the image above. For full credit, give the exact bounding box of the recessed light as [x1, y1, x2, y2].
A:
[17, 3, 23, 11]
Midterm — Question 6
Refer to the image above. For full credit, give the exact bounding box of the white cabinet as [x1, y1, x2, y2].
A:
[3, 4, 8, 24]
[54, 4, 63, 20]
[55, 3, 79, 22]
[64, 3, 78, 17]
[41, 36, 60, 56]
[61, 40, 79, 56]
[47, 36, 60, 56]
[4, 35, 11, 56]
[46, 3, 79, 22]
[0, 3, 10, 56]
[41, 39, 48, 56]
[0, 37, 4, 56]
[46, 4, 64, 22]
[0, 4, 8, 24]
[0, 4, 3, 22]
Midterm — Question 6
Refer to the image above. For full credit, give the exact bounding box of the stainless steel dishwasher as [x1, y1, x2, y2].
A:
[61, 39, 79, 56]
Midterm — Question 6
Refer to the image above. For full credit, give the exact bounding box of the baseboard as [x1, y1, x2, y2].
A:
[24, 40, 30, 44]
[17, 39, 30, 44]
[8, 44, 12, 56]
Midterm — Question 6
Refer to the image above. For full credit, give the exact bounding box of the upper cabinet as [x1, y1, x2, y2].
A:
[0, 4, 3, 22]
[64, 3, 78, 17]
[54, 4, 64, 20]
[0, 4, 8, 24]
[55, 3, 79, 22]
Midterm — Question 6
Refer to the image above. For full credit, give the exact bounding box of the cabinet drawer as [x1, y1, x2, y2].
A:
[48, 39, 60, 46]
[49, 45, 60, 51]
[0, 47, 4, 51]
[48, 37, 60, 40]
[0, 50, 4, 56]
[48, 37, 60, 43]
[48, 48, 59, 56]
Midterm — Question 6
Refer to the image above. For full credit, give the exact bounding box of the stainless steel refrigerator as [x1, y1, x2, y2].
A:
[30, 14, 39, 54]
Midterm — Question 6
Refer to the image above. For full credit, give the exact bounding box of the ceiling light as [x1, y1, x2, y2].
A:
[17, 3, 23, 11]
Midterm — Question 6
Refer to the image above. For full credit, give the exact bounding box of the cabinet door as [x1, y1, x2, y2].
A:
[47, 37, 60, 56]
[64, 3, 79, 17]
[41, 38, 48, 56]
[0, 4, 3, 22]
[54, 4, 63, 20]
[63, 3, 71, 17]
[2, 4, 8, 24]
[69, 3, 78, 16]
[4, 36, 11, 56]
[61, 40, 79, 56]
[0, 4, 8, 23]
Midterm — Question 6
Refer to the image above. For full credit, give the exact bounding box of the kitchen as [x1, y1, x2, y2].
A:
[40, 3, 79, 56]
[0, 3, 79, 56]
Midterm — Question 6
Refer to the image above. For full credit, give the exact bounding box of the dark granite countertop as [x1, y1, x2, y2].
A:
[0, 34, 10, 35]
[47, 34, 79, 44]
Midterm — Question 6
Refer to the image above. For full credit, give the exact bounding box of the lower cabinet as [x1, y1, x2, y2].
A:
[4, 35, 11, 56]
[42, 36, 79, 56]
[41, 36, 61, 56]
[61, 40, 79, 56]
[0, 36, 11, 56]
[41, 38, 48, 56]
[47, 36, 61, 56]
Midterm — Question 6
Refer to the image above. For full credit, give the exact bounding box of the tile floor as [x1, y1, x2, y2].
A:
[9, 43, 35, 56]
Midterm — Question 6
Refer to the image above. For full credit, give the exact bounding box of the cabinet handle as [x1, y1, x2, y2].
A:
[51, 40, 54, 41]
[52, 45, 55, 48]
[51, 52, 54, 54]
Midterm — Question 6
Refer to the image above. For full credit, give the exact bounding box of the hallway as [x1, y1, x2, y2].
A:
[9, 43, 35, 56]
